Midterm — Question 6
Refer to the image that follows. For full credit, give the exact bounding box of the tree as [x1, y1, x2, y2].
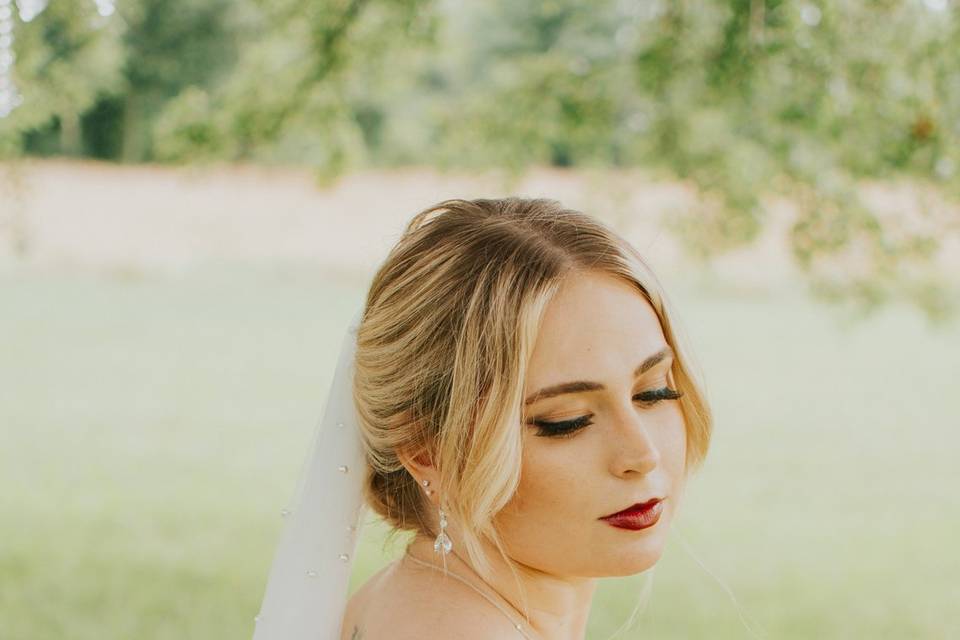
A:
[4, 0, 958, 323]
[413, 0, 960, 323]
[0, 0, 123, 155]
[151, 0, 439, 178]
[115, 0, 238, 161]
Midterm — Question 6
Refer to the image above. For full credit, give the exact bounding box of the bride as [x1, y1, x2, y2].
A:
[252, 197, 713, 640]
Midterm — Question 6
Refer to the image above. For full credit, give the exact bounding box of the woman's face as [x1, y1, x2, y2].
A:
[494, 270, 687, 578]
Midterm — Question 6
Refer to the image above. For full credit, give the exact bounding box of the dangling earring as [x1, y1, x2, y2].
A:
[421, 479, 452, 555]
[434, 505, 452, 555]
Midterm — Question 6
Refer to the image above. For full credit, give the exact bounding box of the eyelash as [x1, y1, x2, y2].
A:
[529, 387, 684, 439]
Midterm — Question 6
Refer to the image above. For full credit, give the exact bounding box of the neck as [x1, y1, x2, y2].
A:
[404, 533, 596, 640]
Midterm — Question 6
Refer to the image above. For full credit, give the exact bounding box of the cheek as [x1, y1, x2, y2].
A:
[512, 441, 583, 515]
[653, 408, 688, 519]
[496, 437, 587, 534]
[658, 405, 687, 473]
[491, 442, 598, 573]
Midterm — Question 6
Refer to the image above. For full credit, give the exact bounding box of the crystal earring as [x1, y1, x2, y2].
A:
[433, 505, 452, 555]
[421, 478, 452, 554]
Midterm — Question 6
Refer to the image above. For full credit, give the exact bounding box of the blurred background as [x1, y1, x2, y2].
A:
[1, 0, 959, 638]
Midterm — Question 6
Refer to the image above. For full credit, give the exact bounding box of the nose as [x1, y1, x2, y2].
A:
[609, 402, 661, 476]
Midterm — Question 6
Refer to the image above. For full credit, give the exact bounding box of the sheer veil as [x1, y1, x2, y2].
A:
[252, 305, 368, 640]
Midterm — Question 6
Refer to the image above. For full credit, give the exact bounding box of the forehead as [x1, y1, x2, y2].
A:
[525, 271, 667, 389]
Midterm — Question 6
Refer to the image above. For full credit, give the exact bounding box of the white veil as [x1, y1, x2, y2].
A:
[252, 305, 368, 640]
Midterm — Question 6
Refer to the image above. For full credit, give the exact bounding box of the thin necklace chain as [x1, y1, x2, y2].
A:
[403, 550, 534, 640]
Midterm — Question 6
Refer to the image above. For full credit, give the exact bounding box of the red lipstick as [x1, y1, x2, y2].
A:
[599, 498, 664, 530]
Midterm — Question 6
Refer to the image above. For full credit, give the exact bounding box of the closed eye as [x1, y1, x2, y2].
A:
[528, 387, 684, 439]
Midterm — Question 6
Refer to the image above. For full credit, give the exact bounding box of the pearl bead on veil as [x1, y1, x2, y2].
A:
[252, 305, 368, 640]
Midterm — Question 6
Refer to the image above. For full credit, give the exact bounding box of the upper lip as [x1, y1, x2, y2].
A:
[599, 497, 665, 519]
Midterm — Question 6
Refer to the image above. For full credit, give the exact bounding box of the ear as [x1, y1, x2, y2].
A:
[397, 443, 438, 498]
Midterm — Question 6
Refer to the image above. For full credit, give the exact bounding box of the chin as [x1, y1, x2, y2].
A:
[600, 524, 670, 576]
[605, 547, 664, 577]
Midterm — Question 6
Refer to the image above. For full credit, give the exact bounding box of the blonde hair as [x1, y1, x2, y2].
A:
[353, 197, 712, 591]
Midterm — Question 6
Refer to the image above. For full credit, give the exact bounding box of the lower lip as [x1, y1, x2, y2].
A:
[601, 500, 663, 530]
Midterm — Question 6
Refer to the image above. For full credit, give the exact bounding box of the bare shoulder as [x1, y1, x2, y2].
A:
[342, 625, 363, 640]
[352, 610, 518, 640]
[339, 561, 391, 640]
[342, 557, 525, 640]
[347, 615, 511, 640]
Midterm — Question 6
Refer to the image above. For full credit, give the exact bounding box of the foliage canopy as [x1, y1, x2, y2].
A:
[1, 0, 958, 322]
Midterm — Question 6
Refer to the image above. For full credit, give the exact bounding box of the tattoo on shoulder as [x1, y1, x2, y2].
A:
[350, 625, 362, 640]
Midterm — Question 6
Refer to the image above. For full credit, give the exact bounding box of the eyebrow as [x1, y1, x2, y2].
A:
[523, 345, 674, 406]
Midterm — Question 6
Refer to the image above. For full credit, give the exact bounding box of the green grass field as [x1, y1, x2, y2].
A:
[2, 263, 958, 639]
